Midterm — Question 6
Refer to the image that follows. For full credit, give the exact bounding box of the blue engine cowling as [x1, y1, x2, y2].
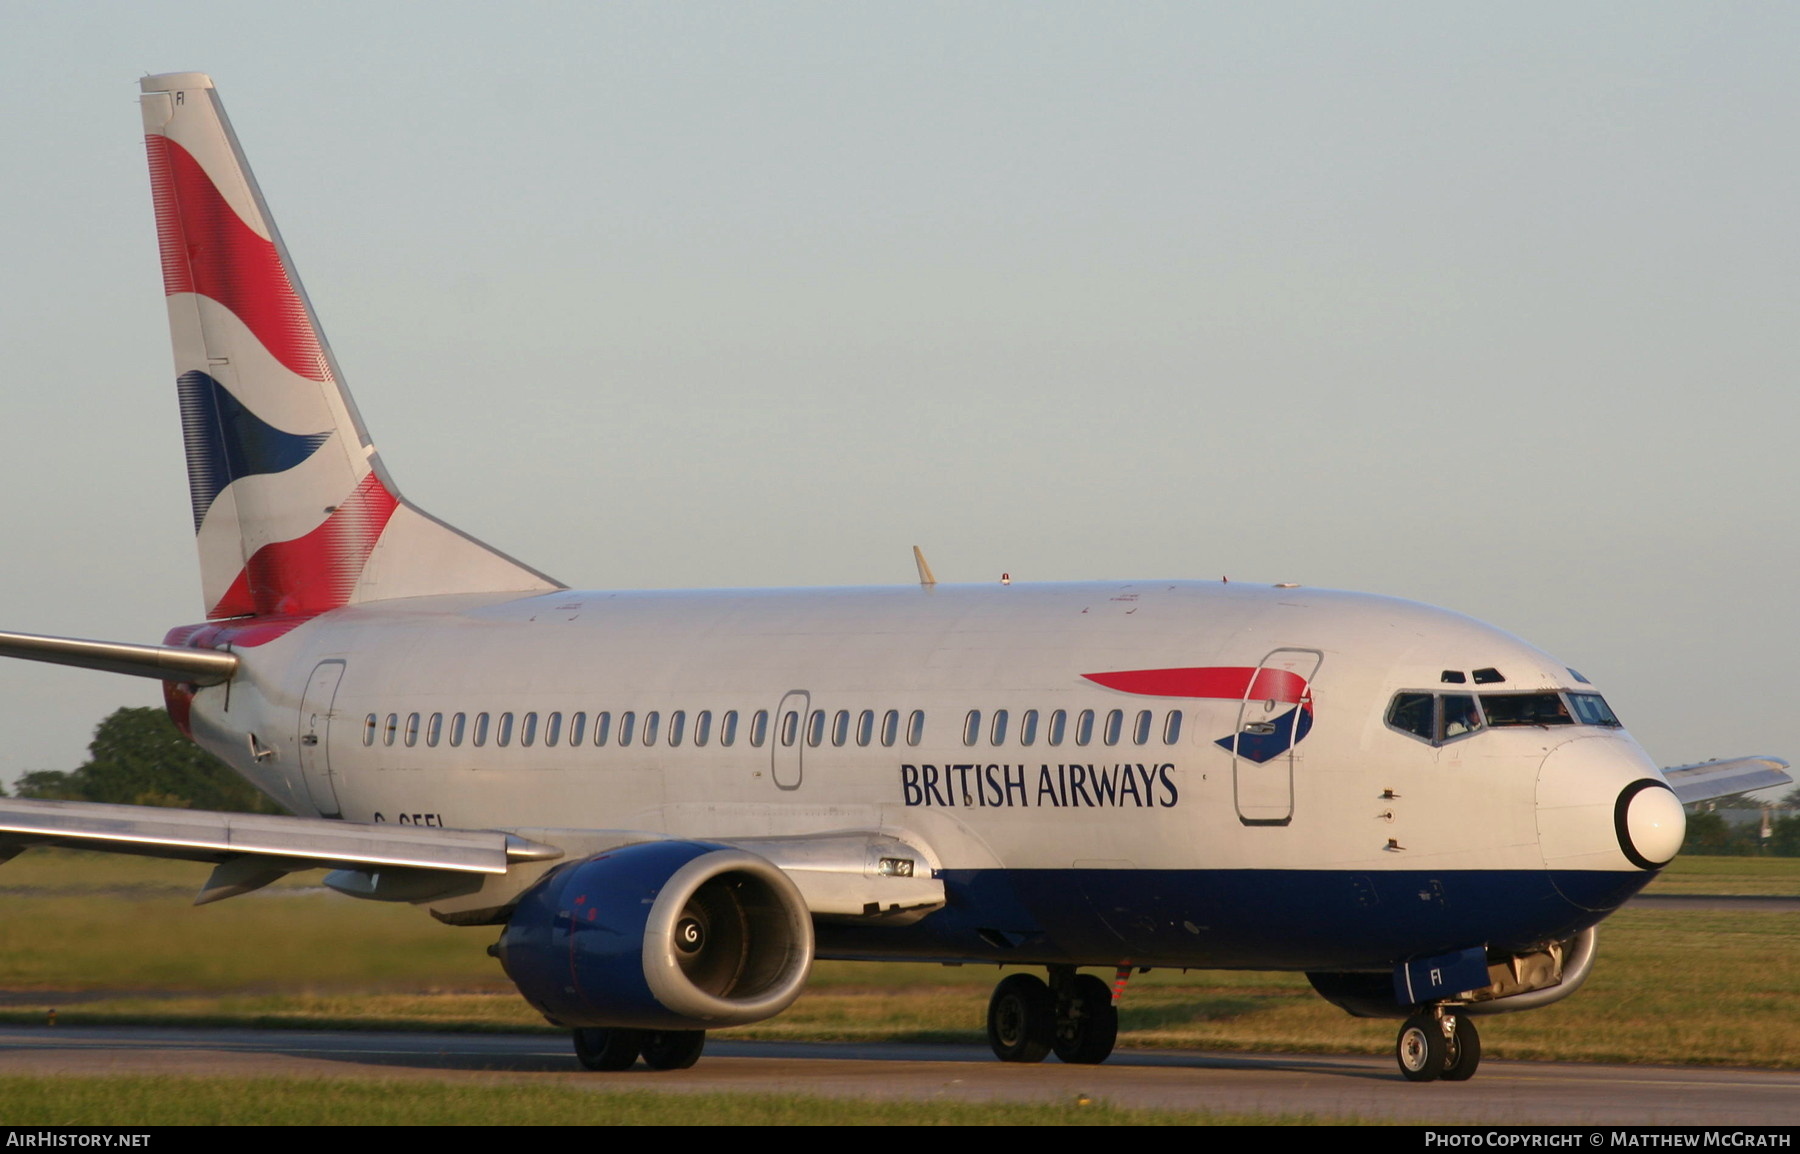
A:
[495, 840, 815, 1031]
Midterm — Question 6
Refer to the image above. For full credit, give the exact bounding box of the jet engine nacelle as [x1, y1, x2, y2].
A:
[495, 840, 814, 1030]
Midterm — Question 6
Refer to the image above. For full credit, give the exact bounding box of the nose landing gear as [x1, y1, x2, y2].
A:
[1396, 1008, 1480, 1082]
[986, 966, 1123, 1065]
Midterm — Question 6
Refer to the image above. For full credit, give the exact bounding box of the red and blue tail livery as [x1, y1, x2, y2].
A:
[141, 72, 556, 627]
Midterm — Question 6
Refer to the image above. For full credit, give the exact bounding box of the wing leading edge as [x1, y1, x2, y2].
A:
[1660, 756, 1792, 805]
[0, 797, 946, 921]
[0, 797, 561, 904]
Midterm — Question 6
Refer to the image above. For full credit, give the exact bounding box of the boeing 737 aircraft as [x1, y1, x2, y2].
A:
[0, 74, 1787, 1082]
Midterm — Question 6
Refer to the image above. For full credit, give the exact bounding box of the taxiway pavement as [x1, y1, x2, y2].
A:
[0, 1026, 1795, 1125]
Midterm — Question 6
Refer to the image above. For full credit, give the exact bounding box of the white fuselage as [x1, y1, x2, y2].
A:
[179, 578, 1660, 969]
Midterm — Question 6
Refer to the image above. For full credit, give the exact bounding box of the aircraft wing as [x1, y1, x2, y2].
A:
[0, 797, 562, 904]
[0, 797, 945, 921]
[720, 832, 945, 921]
[420, 827, 948, 925]
[1659, 756, 1793, 805]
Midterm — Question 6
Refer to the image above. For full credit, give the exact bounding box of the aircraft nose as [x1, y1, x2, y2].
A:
[1537, 735, 1683, 876]
[1614, 778, 1686, 869]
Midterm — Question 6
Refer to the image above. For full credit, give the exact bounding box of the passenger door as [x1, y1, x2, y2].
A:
[297, 660, 346, 818]
[1229, 648, 1321, 827]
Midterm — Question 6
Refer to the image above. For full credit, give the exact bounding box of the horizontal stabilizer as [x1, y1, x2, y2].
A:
[0, 630, 237, 685]
[0, 797, 562, 904]
[1660, 756, 1793, 805]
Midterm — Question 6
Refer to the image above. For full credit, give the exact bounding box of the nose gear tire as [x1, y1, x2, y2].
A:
[1396, 1013, 1447, 1082]
[1441, 1015, 1481, 1082]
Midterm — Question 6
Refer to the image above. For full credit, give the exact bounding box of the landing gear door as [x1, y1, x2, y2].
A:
[1230, 648, 1321, 827]
[298, 660, 346, 818]
[772, 690, 809, 791]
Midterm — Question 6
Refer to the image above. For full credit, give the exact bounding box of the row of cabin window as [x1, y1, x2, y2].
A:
[358, 705, 1187, 752]
[960, 708, 1182, 748]
[361, 708, 930, 751]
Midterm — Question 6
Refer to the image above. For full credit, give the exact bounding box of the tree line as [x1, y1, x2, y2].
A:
[1682, 799, 1800, 857]
[6, 706, 281, 813]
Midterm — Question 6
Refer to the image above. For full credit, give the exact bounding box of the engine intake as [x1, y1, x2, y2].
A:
[496, 840, 814, 1030]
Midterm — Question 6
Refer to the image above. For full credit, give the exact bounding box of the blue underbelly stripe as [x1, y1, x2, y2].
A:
[813, 867, 1651, 969]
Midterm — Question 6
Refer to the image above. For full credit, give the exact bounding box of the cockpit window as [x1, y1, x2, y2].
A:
[1480, 693, 1573, 727]
[1386, 692, 1484, 744]
[1387, 693, 1435, 740]
[1442, 695, 1482, 738]
[1387, 688, 1616, 746]
[1566, 692, 1621, 727]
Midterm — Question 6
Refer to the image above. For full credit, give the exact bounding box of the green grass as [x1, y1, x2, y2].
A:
[1644, 854, 1800, 895]
[0, 850, 493, 990]
[0, 848, 319, 892]
[0, 1077, 1370, 1125]
[0, 891, 494, 990]
[0, 992, 542, 1033]
[4, 849, 1797, 1069]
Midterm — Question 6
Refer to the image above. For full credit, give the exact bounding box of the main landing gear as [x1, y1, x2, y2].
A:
[1395, 1008, 1480, 1083]
[987, 967, 1121, 1065]
[573, 1027, 707, 1071]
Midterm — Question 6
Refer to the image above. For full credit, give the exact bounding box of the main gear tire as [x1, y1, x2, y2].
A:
[641, 1029, 707, 1071]
[574, 1027, 643, 1072]
[1051, 973, 1119, 1065]
[987, 973, 1055, 1063]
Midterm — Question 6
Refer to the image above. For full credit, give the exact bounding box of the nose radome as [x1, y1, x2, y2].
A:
[1615, 779, 1685, 869]
[1537, 735, 1680, 873]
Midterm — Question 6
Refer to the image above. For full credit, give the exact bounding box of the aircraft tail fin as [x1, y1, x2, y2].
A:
[140, 73, 560, 622]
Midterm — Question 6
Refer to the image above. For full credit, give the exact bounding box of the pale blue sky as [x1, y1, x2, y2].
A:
[2, 3, 1796, 789]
